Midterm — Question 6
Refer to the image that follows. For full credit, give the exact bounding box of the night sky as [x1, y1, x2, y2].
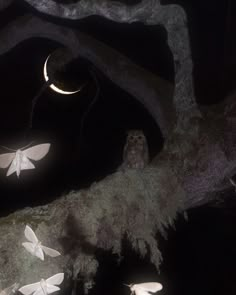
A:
[0, 0, 236, 294]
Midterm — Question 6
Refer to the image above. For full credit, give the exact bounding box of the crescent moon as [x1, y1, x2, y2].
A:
[43, 55, 81, 95]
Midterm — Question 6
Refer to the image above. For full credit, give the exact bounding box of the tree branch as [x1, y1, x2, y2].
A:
[22, 0, 159, 22]
[0, 168, 185, 291]
[155, 92, 236, 209]
[1, 97, 236, 288]
[22, 0, 200, 120]
[0, 14, 175, 137]
[0, 2, 235, 292]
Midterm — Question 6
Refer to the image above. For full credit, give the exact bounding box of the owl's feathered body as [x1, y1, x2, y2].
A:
[122, 130, 149, 169]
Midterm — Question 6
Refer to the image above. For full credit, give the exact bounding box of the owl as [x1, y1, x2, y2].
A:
[122, 130, 149, 169]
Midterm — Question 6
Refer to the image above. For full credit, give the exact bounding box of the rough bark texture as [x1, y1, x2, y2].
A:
[22, 0, 198, 117]
[0, 1, 236, 293]
[0, 14, 174, 137]
[0, 168, 185, 291]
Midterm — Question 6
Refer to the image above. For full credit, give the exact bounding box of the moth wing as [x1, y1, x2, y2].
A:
[24, 144, 51, 161]
[20, 155, 35, 171]
[46, 273, 64, 286]
[34, 246, 44, 261]
[45, 285, 60, 294]
[134, 289, 149, 295]
[41, 245, 61, 257]
[19, 283, 40, 295]
[32, 289, 44, 295]
[137, 283, 163, 293]
[24, 225, 38, 243]
[0, 152, 15, 168]
[22, 242, 35, 255]
[6, 157, 17, 176]
[22, 242, 44, 260]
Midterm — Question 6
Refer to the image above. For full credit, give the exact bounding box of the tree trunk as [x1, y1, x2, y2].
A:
[0, 2, 236, 293]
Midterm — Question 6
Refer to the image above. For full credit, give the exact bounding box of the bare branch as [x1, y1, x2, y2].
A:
[22, 0, 200, 120]
[0, 3, 235, 291]
[23, 0, 159, 22]
[0, 14, 175, 137]
[0, 167, 185, 291]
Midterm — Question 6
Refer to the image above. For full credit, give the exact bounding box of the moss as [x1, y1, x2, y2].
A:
[0, 166, 185, 291]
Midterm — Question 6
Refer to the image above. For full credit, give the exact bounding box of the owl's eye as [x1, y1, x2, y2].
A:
[138, 135, 143, 140]
[129, 135, 134, 140]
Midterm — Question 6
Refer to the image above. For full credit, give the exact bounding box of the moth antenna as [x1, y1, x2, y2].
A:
[0, 145, 16, 152]
[0, 141, 35, 152]
[20, 141, 35, 150]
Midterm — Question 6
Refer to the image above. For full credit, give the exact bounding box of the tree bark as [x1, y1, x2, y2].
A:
[0, 14, 175, 137]
[22, 0, 199, 117]
[0, 167, 185, 291]
[0, 2, 236, 293]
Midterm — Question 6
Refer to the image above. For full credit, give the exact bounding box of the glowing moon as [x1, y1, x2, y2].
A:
[43, 55, 81, 95]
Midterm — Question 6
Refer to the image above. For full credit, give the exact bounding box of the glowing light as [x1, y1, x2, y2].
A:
[43, 55, 81, 95]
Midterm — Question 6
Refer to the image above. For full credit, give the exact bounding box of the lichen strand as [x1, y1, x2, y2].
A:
[66, 167, 185, 280]
[0, 167, 185, 290]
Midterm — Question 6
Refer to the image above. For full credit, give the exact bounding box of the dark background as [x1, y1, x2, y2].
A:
[0, 0, 235, 294]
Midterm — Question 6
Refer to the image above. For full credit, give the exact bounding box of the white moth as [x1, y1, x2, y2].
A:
[125, 282, 163, 295]
[0, 283, 19, 295]
[22, 225, 61, 261]
[0, 143, 50, 177]
[19, 273, 64, 295]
